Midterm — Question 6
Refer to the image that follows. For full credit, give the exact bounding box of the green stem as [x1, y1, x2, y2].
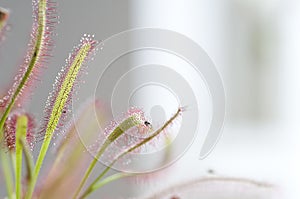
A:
[73, 115, 143, 199]
[0, 0, 46, 133]
[10, 152, 16, 178]
[79, 172, 134, 199]
[80, 108, 182, 198]
[25, 134, 51, 199]
[1, 149, 14, 199]
[15, 115, 28, 199]
[20, 138, 34, 183]
[26, 34, 94, 199]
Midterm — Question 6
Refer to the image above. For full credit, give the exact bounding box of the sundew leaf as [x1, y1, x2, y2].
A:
[38, 99, 106, 198]
[73, 108, 146, 199]
[3, 110, 36, 151]
[142, 177, 279, 199]
[0, 0, 57, 131]
[25, 35, 98, 199]
[80, 108, 183, 198]
[40, 35, 98, 137]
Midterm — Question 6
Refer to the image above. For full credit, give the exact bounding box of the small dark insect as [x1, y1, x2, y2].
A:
[62, 110, 66, 114]
[144, 121, 151, 126]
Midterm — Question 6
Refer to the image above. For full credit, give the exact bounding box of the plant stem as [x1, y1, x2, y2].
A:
[10, 153, 16, 178]
[20, 138, 34, 183]
[80, 108, 182, 198]
[1, 148, 14, 199]
[73, 115, 142, 199]
[15, 115, 28, 199]
[79, 172, 134, 199]
[25, 133, 50, 199]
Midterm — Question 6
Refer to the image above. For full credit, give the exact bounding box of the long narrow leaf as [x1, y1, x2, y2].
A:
[25, 35, 97, 199]
[81, 108, 183, 198]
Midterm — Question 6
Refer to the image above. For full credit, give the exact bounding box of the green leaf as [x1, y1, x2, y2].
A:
[73, 114, 143, 199]
[25, 38, 96, 199]
[80, 108, 182, 198]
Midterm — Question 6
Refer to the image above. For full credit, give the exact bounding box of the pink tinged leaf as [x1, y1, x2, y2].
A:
[96, 107, 182, 173]
[3, 110, 36, 151]
[39, 35, 98, 140]
[143, 177, 281, 199]
[0, 0, 58, 109]
[88, 107, 149, 156]
[104, 108, 183, 165]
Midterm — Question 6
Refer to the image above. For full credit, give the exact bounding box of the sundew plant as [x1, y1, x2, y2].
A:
[0, 1, 183, 198]
[0, 1, 282, 199]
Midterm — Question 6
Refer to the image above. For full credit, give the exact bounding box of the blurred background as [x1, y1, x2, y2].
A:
[0, 0, 300, 198]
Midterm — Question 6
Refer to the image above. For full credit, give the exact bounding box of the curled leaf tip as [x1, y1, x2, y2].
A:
[74, 107, 146, 198]
[3, 111, 36, 151]
[123, 107, 182, 154]
[79, 107, 183, 198]
[104, 107, 148, 137]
